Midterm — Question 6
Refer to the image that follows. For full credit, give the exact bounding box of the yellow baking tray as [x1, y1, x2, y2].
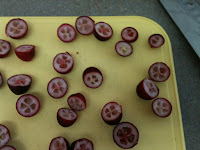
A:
[0, 16, 186, 150]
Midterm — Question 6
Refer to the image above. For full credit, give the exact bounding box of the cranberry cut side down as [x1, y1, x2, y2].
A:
[94, 22, 113, 41]
[75, 16, 95, 35]
[0, 40, 11, 58]
[16, 94, 40, 117]
[71, 138, 93, 150]
[152, 98, 172, 118]
[148, 62, 170, 82]
[115, 41, 133, 57]
[53, 52, 74, 74]
[148, 34, 165, 48]
[15, 45, 35, 61]
[0, 145, 16, 150]
[57, 108, 78, 127]
[0, 124, 11, 148]
[7, 74, 32, 95]
[136, 78, 159, 100]
[101, 102, 122, 125]
[47, 77, 68, 99]
[6, 18, 28, 39]
[113, 122, 139, 149]
[121, 27, 138, 43]
[67, 93, 86, 111]
[83, 67, 103, 89]
[57, 24, 76, 42]
[49, 136, 69, 150]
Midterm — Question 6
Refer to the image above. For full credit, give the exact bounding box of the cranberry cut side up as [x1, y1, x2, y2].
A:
[121, 27, 138, 43]
[113, 122, 139, 149]
[115, 41, 133, 57]
[57, 24, 76, 42]
[83, 67, 103, 89]
[53, 52, 74, 74]
[101, 102, 122, 125]
[148, 34, 165, 48]
[6, 18, 28, 39]
[0, 125, 11, 148]
[49, 136, 69, 150]
[16, 94, 40, 117]
[0, 40, 11, 58]
[71, 138, 93, 150]
[94, 22, 113, 41]
[148, 62, 170, 82]
[152, 98, 172, 118]
[47, 77, 68, 99]
[75, 16, 95, 35]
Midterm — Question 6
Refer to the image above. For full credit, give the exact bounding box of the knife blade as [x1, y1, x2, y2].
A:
[160, 0, 200, 58]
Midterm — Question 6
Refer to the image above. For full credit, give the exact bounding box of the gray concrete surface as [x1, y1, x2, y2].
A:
[0, 0, 199, 149]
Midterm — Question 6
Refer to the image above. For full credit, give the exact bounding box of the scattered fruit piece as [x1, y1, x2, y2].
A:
[7, 74, 32, 95]
[57, 108, 78, 127]
[15, 45, 35, 61]
[113, 122, 139, 149]
[121, 27, 138, 43]
[83, 67, 103, 89]
[148, 62, 170, 82]
[148, 34, 165, 48]
[115, 41, 133, 57]
[71, 138, 93, 150]
[47, 77, 68, 99]
[101, 102, 122, 125]
[16, 94, 40, 117]
[49, 136, 69, 150]
[0, 124, 11, 148]
[152, 98, 172, 118]
[53, 52, 74, 74]
[67, 93, 86, 111]
[0, 40, 11, 58]
[6, 18, 28, 39]
[136, 78, 159, 100]
[57, 24, 76, 42]
[94, 22, 113, 41]
[75, 16, 95, 35]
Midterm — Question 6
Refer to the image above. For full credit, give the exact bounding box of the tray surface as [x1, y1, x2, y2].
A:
[0, 16, 186, 150]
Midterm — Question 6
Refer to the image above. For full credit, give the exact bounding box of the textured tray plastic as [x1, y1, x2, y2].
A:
[0, 16, 186, 150]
